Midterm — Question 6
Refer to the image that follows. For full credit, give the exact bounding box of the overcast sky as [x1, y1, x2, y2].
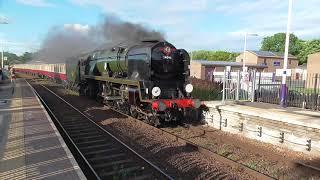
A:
[1, 0, 320, 55]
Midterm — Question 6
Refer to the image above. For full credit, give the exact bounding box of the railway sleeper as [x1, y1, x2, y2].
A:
[65, 128, 98, 134]
[98, 166, 148, 179]
[79, 143, 114, 151]
[88, 153, 127, 162]
[68, 131, 102, 138]
[93, 161, 143, 173]
[63, 125, 95, 131]
[92, 159, 132, 169]
[76, 139, 107, 146]
[131, 173, 155, 180]
[61, 122, 93, 128]
[84, 147, 119, 156]
[74, 137, 112, 144]
[85, 149, 125, 160]
[71, 134, 104, 141]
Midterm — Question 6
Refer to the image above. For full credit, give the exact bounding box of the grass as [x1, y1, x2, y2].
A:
[192, 87, 222, 101]
[289, 87, 319, 94]
[217, 144, 233, 157]
[190, 77, 223, 101]
[245, 160, 258, 170]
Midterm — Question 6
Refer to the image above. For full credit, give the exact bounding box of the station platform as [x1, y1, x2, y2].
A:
[203, 101, 320, 155]
[0, 79, 85, 180]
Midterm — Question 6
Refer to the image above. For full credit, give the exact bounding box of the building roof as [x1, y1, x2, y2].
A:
[192, 60, 268, 68]
[248, 50, 297, 59]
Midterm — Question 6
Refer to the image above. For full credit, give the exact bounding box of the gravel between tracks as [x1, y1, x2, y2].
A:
[30, 78, 320, 179]
[163, 125, 320, 179]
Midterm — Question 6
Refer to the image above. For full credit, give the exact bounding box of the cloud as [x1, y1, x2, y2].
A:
[16, 0, 55, 7]
[69, 0, 320, 51]
[214, 0, 320, 39]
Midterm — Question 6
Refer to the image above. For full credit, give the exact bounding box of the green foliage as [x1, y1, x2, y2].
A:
[297, 40, 320, 64]
[190, 78, 222, 101]
[261, 33, 303, 56]
[2, 51, 34, 65]
[261, 33, 320, 64]
[192, 50, 239, 61]
[20, 52, 33, 63]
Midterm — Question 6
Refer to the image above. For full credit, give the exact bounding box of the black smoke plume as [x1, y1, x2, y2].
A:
[33, 16, 165, 63]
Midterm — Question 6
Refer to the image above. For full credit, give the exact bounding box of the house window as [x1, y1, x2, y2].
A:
[273, 61, 281, 67]
[263, 58, 267, 65]
[289, 59, 292, 64]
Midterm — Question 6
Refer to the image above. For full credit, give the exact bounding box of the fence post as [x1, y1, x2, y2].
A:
[251, 70, 256, 102]
[236, 70, 240, 101]
[313, 74, 318, 110]
[222, 70, 226, 103]
[257, 71, 261, 102]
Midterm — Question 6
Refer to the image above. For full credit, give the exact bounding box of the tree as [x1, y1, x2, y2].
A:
[3, 52, 19, 65]
[297, 40, 320, 64]
[261, 33, 303, 56]
[191, 50, 239, 61]
[2, 51, 34, 65]
[20, 52, 33, 63]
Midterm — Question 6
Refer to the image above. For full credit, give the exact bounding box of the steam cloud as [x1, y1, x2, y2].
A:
[33, 16, 165, 63]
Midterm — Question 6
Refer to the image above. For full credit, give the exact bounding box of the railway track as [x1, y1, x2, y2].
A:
[28, 80, 173, 180]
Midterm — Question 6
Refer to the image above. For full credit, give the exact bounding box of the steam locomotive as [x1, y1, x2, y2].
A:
[15, 40, 201, 126]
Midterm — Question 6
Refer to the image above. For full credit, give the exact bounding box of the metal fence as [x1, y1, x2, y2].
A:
[215, 70, 257, 102]
[256, 73, 320, 110]
[214, 70, 320, 110]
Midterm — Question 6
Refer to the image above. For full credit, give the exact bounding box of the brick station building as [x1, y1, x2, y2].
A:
[236, 50, 299, 72]
[190, 60, 267, 80]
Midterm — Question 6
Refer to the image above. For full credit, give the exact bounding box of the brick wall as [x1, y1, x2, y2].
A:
[236, 52, 258, 64]
[204, 105, 320, 155]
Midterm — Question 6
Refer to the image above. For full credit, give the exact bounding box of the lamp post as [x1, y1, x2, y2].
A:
[280, 0, 293, 107]
[1, 41, 3, 69]
[242, 33, 258, 73]
[1, 18, 9, 69]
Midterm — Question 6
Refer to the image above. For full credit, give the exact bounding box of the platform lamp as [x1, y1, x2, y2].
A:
[242, 33, 258, 73]
[0, 17, 9, 69]
[280, 0, 293, 107]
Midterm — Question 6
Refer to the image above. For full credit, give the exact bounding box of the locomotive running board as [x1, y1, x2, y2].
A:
[83, 75, 139, 86]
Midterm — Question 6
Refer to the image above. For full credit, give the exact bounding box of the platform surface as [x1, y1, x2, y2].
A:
[0, 79, 86, 180]
[205, 100, 320, 129]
